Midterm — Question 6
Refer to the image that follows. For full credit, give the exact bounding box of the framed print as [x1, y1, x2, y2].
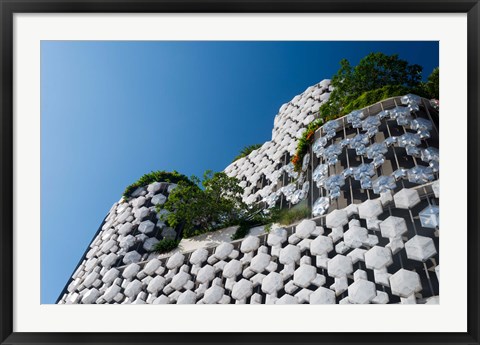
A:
[1, 1, 479, 345]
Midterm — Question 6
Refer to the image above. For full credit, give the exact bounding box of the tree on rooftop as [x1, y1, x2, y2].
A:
[320, 52, 425, 119]
[423, 67, 439, 99]
[157, 170, 248, 238]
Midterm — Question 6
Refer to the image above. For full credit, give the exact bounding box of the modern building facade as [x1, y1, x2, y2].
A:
[57, 80, 439, 305]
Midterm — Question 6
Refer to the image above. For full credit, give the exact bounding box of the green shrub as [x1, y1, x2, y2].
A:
[152, 238, 180, 254]
[123, 170, 194, 199]
[233, 144, 262, 162]
[231, 203, 311, 240]
[230, 206, 281, 240]
[231, 220, 253, 241]
[274, 203, 311, 226]
[342, 84, 429, 115]
[319, 52, 424, 120]
[158, 170, 248, 238]
[423, 67, 439, 99]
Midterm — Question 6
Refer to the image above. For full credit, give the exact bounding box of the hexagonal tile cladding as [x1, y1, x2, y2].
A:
[261, 272, 284, 295]
[309, 287, 336, 304]
[295, 219, 317, 239]
[389, 269, 422, 298]
[380, 216, 408, 238]
[138, 220, 155, 234]
[310, 235, 334, 256]
[147, 276, 166, 294]
[147, 181, 162, 193]
[134, 206, 150, 220]
[325, 209, 349, 229]
[231, 279, 254, 300]
[358, 199, 383, 219]
[347, 248, 367, 264]
[353, 269, 368, 281]
[222, 260, 243, 279]
[348, 279, 377, 304]
[393, 188, 421, 209]
[364, 246, 393, 270]
[240, 236, 260, 253]
[81, 288, 100, 304]
[250, 253, 272, 273]
[196, 265, 216, 284]
[267, 227, 288, 247]
[166, 252, 185, 270]
[343, 226, 368, 248]
[275, 294, 298, 304]
[293, 264, 317, 288]
[279, 245, 301, 265]
[419, 205, 439, 228]
[151, 193, 167, 205]
[203, 284, 224, 304]
[143, 258, 161, 275]
[123, 251, 141, 265]
[189, 248, 209, 265]
[327, 255, 353, 278]
[177, 290, 197, 304]
[214, 242, 234, 260]
[405, 235, 437, 262]
[170, 270, 191, 290]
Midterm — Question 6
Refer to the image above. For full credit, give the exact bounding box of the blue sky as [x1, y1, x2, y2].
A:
[41, 41, 438, 303]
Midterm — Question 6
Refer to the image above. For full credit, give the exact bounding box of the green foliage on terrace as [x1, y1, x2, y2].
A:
[123, 170, 194, 199]
[232, 143, 263, 162]
[319, 52, 425, 120]
[341, 84, 427, 115]
[230, 206, 282, 240]
[231, 218, 257, 241]
[291, 53, 439, 171]
[157, 170, 250, 238]
[274, 202, 311, 226]
[230, 203, 311, 240]
[152, 238, 180, 254]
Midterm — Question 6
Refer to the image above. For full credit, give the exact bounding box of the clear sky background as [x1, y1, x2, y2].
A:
[41, 41, 439, 303]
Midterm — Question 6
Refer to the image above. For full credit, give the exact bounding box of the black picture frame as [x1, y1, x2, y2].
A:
[1, 1, 479, 344]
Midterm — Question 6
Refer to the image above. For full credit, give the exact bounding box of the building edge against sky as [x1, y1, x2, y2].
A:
[57, 77, 440, 305]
